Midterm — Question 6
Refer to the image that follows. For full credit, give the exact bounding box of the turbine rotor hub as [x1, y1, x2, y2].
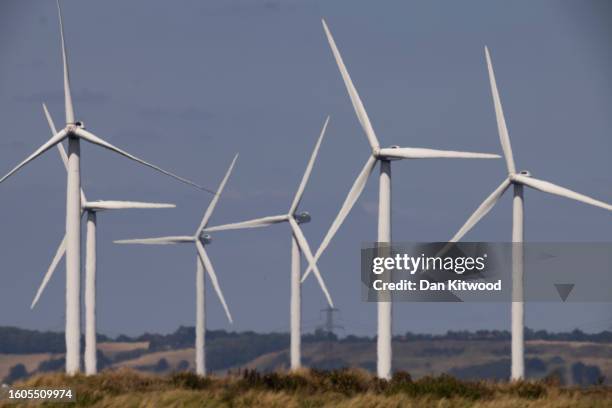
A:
[199, 234, 213, 245]
[378, 145, 402, 161]
[66, 121, 84, 134]
[510, 170, 531, 183]
[295, 211, 311, 224]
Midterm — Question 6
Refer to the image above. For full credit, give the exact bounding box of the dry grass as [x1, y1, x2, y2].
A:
[96, 342, 149, 358]
[2, 368, 611, 407]
[114, 348, 193, 370]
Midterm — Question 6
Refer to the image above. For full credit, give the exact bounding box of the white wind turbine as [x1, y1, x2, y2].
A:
[300, 20, 500, 379]
[29, 104, 176, 376]
[204, 117, 334, 371]
[0, 1, 206, 374]
[114, 155, 238, 376]
[443, 47, 612, 380]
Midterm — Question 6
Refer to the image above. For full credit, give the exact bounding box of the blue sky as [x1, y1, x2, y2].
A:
[0, 0, 611, 337]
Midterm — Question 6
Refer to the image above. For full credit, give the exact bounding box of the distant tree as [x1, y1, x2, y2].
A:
[304, 329, 337, 342]
[340, 334, 372, 343]
[116, 334, 133, 342]
[0, 327, 64, 353]
[449, 359, 509, 381]
[572, 362, 603, 385]
[96, 333, 111, 342]
[37, 357, 65, 373]
[155, 358, 169, 373]
[177, 360, 190, 371]
[4, 364, 28, 384]
[112, 348, 149, 364]
[525, 358, 547, 374]
[97, 350, 112, 370]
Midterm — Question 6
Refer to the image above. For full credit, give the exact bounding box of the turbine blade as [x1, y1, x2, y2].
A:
[197, 154, 239, 234]
[56, 0, 75, 124]
[31, 235, 66, 309]
[0, 129, 68, 185]
[74, 128, 212, 193]
[440, 178, 511, 256]
[485, 46, 516, 173]
[83, 201, 175, 211]
[378, 147, 500, 160]
[289, 116, 329, 214]
[195, 240, 233, 323]
[322, 19, 380, 150]
[204, 215, 288, 232]
[114, 236, 194, 245]
[302, 155, 377, 283]
[289, 218, 334, 308]
[42, 103, 88, 204]
[42, 103, 68, 169]
[514, 175, 612, 211]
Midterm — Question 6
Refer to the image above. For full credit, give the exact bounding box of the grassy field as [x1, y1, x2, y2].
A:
[96, 342, 149, 359]
[2, 368, 611, 407]
[4, 337, 611, 385]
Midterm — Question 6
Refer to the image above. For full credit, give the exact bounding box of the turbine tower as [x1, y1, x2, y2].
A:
[115, 155, 239, 376]
[443, 47, 612, 380]
[204, 117, 334, 371]
[301, 20, 500, 379]
[29, 104, 176, 376]
[0, 1, 205, 374]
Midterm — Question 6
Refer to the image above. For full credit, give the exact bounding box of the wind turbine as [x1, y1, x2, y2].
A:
[0, 1, 206, 374]
[442, 47, 612, 380]
[29, 104, 176, 376]
[204, 117, 334, 371]
[114, 155, 238, 376]
[300, 20, 501, 379]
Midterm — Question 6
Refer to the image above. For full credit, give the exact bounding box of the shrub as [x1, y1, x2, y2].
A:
[391, 370, 412, 384]
[170, 371, 211, 389]
[239, 369, 309, 393]
[310, 369, 370, 395]
[508, 381, 547, 399]
[397, 374, 491, 400]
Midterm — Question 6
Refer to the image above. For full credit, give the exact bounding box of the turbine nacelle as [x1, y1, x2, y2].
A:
[294, 211, 311, 224]
[376, 145, 402, 161]
[510, 170, 532, 183]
